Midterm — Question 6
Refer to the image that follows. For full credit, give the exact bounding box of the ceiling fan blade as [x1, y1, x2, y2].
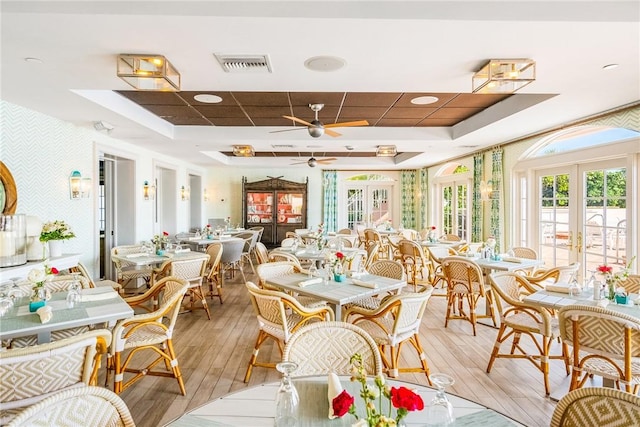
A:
[283, 115, 315, 128]
[324, 120, 369, 128]
[324, 128, 342, 137]
[317, 157, 337, 162]
[290, 160, 308, 165]
[269, 128, 307, 134]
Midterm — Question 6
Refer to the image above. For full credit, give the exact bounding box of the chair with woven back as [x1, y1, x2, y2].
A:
[441, 256, 497, 336]
[204, 242, 223, 304]
[439, 234, 462, 242]
[526, 262, 580, 289]
[619, 274, 640, 294]
[363, 228, 389, 260]
[283, 321, 383, 377]
[487, 272, 570, 396]
[106, 276, 189, 395]
[243, 281, 334, 382]
[558, 304, 640, 394]
[337, 228, 353, 235]
[6, 386, 135, 427]
[424, 245, 458, 296]
[344, 259, 406, 312]
[256, 261, 326, 308]
[343, 287, 434, 381]
[363, 241, 380, 271]
[110, 245, 153, 291]
[397, 239, 431, 291]
[254, 241, 270, 265]
[550, 387, 640, 427]
[72, 261, 122, 294]
[268, 250, 303, 268]
[0, 329, 112, 425]
[235, 231, 260, 275]
[386, 234, 403, 262]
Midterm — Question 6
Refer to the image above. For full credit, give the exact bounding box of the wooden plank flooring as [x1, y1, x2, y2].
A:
[110, 269, 566, 427]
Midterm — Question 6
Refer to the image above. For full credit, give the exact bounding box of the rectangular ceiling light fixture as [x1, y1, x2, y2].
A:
[376, 145, 397, 157]
[233, 145, 255, 157]
[472, 59, 535, 94]
[117, 54, 181, 91]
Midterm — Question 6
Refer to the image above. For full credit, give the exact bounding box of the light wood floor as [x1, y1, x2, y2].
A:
[112, 269, 568, 427]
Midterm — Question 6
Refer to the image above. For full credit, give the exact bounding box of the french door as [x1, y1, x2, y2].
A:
[439, 181, 469, 240]
[345, 185, 393, 230]
[535, 159, 627, 279]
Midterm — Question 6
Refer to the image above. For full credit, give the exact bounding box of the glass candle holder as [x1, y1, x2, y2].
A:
[0, 214, 27, 267]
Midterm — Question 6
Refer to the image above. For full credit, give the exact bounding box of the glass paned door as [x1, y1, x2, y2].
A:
[344, 185, 392, 229]
[440, 182, 469, 240]
[535, 160, 627, 279]
[346, 188, 364, 230]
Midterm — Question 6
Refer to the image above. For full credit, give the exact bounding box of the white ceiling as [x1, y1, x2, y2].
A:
[1, 1, 639, 169]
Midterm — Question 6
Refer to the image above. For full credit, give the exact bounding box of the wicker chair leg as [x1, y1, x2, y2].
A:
[244, 331, 268, 383]
[165, 339, 186, 396]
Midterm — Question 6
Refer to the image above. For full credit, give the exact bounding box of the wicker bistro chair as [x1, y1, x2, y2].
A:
[0, 329, 112, 425]
[486, 272, 570, 396]
[204, 242, 224, 303]
[344, 288, 434, 381]
[441, 256, 497, 336]
[106, 277, 189, 395]
[283, 321, 383, 377]
[619, 274, 640, 294]
[550, 387, 640, 427]
[6, 386, 135, 427]
[243, 281, 334, 382]
[343, 260, 406, 312]
[386, 234, 403, 262]
[111, 245, 153, 291]
[72, 261, 122, 294]
[256, 261, 326, 308]
[558, 304, 640, 394]
[254, 241, 270, 265]
[268, 250, 303, 268]
[364, 228, 389, 260]
[398, 239, 431, 291]
[424, 246, 458, 295]
[511, 246, 538, 260]
[439, 234, 462, 242]
[363, 242, 380, 271]
[525, 263, 580, 289]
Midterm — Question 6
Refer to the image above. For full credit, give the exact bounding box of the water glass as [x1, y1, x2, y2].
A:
[568, 279, 582, 297]
[275, 361, 299, 427]
[66, 273, 82, 308]
[425, 373, 455, 426]
[307, 264, 318, 278]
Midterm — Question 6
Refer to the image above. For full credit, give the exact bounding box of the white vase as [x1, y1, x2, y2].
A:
[48, 240, 63, 258]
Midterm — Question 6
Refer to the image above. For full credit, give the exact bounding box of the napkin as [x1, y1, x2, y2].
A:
[298, 277, 322, 287]
[501, 256, 522, 263]
[36, 305, 52, 324]
[82, 291, 117, 302]
[350, 271, 367, 279]
[188, 236, 201, 241]
[174, 248, 191, 253]
[126, 253, 147, 258]
[351, 279, 377, 289]
[328, 372, 343, 419]
[545, 283, 571, 294]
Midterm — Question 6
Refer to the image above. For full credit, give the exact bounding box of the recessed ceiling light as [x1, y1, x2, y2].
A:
[194, 94, 223, 103]
[304, 56, 346, 72]
[602, 64, 619, 70]
[24, 57, 43, 64]
[411, 96, 439, 105]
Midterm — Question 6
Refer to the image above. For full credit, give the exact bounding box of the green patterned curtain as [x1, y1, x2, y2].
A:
[490, 148, 504, 252]
[472, 153, 483, 242]
[400, 170, 417, 229]
[322, 170, 338, 232]
[419, 167, 428, 230]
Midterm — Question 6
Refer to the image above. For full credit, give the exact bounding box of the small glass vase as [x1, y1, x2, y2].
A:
[607, 279, 616, 301]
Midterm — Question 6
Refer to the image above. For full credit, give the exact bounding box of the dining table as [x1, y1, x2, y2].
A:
[165, 375, 522, 426]
[178, 236, 245, 252]
[265, 271, 405, 320]
[0, 286, 133, 344]
[111, 249, 210, 267]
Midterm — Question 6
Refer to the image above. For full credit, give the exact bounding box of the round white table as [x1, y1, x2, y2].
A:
[166, 376, 522, 426]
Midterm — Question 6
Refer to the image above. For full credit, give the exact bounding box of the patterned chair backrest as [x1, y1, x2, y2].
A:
[619, 274, 640, 294]
[511, 246, 538, 260]
[368, 260, 405, 280]
[111, 245, 146, 270]
[267, 251, 301, 267]
[385, 288, 433, 339]
[550, 386, 640, 427]
[488, 272, 534, 317]
[254, 242, 269, 265]
[441, 256, 486, 295]
[170, 257, 209, 287]
[205, 243, 223, 272]
[0, 330, 112, 423]
[283, 321, 383, 377]
[257, 261, 299, 290]
[46, 274, 91, 292]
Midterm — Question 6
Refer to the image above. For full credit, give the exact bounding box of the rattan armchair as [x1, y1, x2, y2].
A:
[525, 263, 580, 289]
[243, 281, 333, 382]
[106, 276, 189, 395]
[256, 261, 326, 308]
[205, 243, 223, 304]
[343, 260, 405, 312]
[550, 387, 640, 427]
[283, 321, 383, 377]
[152, 256, 210, 319]
[487, 272, 570, 396]
[111, 245, 153, 290]
[344, 288, 434, 380]
[398, 239, 431, 291]
[0, 330, 111, 425]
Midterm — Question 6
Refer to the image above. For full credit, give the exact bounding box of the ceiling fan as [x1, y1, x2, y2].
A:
[271, 103, 369, 138]
[290, 153, 337, 168]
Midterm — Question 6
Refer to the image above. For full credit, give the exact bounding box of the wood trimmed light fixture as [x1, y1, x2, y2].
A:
[376, 145, 397, 157]
[233, 145, 255, 157]
[472, 59, 535, 94]
[117, 54, 180, 91]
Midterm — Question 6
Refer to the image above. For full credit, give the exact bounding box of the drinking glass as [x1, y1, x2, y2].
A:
[425, 373, 455, 426]
[307, 264, 318, 278]
[568, 278, 582, 298]
[275, 361, 299, 427]
[323, 263, 332, 285]
[0, 282, 14, 316]
[66, 273, 82, 308]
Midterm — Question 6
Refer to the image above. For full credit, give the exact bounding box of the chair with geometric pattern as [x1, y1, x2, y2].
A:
[111, 245, 153, 292]
[441, 256, 497, 336]
[558, 304, 640, 394]
[487, 272, 570, 396]
[106, 277, 189, 395]
[550, 387, 640, 427]
[343, 287, 434, 381]
[398, 239, 431, 291]
[283, 321, 383, 377]
[254, 241, 270, 265]
[6, 386, 135, 427]
[73, 261, 122, 294]
[343, 260, 405, 312]
[0, 329, 112, 425]
[243, 281, 333, 382]
[364, 228, 389, 260]
[256, 261, 326, 308]
[525, 263, 580, 289]
[204, 243, 223, 304]
[619, 274, 640, 294]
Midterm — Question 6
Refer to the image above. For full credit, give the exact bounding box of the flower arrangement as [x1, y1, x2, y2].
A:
[39, 220, 75, 242]
[427, 226, 437, 243]
[331, 353, 424, 426]
[28, 262, 58, 301]
[202, 224, 213, 237]
[152, 231, 170, 248]
[597, 256, 635, 300]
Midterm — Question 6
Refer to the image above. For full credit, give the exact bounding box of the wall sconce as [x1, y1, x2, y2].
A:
[480, 180, 494, 202]
[69, 170, 91, 199]
[180, 185, 190, 201]
[143, 180, 156, 200]
[203, 188, 210, 202]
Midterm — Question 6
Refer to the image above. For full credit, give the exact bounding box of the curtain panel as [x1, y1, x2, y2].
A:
[400, 170, 417, 229]
[490, 148, 504, 252]
[472, 153, 483, 242]
[322, 170, 338, 232]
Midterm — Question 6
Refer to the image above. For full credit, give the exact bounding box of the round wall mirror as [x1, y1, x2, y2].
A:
[0, 161, 17, 214]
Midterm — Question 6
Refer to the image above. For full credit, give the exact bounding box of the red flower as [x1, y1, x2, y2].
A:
[332, 390, 354, 417]
[162, 231, 169, 236]
[391, 386, 424, 412]
[336, 252, 344, 259]
[50, 267, 59, 275]
[597, 265, 613, 274]
[431, 226, 436, 230]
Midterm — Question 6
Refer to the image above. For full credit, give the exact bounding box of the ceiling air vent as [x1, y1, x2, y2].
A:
[272, 144, 295, 149]
[214, 54, 273, 73]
